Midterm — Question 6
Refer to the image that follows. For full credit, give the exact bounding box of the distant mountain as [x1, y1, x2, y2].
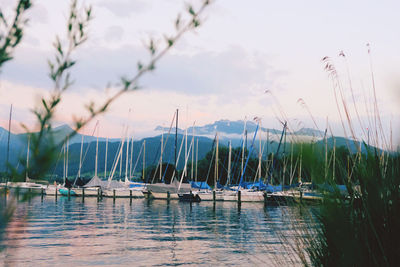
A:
[0, 120, 378, 179]
[10, 124, 120, 146]
[293, 128, 325, 138]
[155, 119, 327, 137]
[155, 119, 282, 136]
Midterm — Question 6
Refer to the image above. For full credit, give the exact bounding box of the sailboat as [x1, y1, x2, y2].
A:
[59, 124, 102, 197]
[80, 131, 104, 196]
[195, 132, 224, 201]
[8, 132, 48, 194]
[102, 132, 144, 198]
[146, 109, 192, 199]
[58, 137, 79, 196]
[222, 119, 264, 202]
[5, 105, 47, 194]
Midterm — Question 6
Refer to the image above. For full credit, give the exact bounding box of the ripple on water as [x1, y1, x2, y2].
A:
[0, 197, 309, 266]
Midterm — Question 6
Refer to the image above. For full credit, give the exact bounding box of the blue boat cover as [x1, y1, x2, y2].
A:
[190, 181, 212, 190]
[129, 183, 145, 188]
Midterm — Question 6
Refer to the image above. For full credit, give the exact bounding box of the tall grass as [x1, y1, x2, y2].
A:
[282, 49, 400, 266]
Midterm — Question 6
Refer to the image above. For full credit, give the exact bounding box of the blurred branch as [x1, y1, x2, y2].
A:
[0, 0, 32, 68]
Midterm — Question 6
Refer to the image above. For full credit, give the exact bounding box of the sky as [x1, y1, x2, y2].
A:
[0, 0, 399, 146]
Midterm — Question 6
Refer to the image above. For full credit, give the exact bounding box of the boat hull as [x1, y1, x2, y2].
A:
[196, 190, 224, 201]
[150, 192, 179, 200]
[58, 187, 100, 197]
[103, 188, 144, 198]
[7, 182, 46, 194]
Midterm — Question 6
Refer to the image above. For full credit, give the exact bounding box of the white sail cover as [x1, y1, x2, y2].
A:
[83, 176, 105, 188]
[146, 180, 191, 194]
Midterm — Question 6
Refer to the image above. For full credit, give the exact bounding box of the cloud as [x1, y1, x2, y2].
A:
[0, 47, 51, 89]
[149, 46, 279, 96]
[97, 0, 150, 18]
[104, 26, 124, 42]
[1, 43, 286, 109]
[27, 4, 49, 24]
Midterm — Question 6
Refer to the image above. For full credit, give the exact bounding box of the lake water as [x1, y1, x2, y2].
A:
[1, 196, 311, 266]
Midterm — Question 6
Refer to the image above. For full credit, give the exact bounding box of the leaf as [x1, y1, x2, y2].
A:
[137, 61, 143, 71]
[188, 5, 195, 16]
[175, 14, 181, 30]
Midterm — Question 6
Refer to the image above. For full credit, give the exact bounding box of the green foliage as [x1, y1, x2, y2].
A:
[305, 149, 400, 266]
[0, 0, 213, 252]
[0, 0, 32, 68]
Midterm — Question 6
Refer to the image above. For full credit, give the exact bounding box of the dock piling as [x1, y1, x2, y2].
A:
[264, 192, 267, 206]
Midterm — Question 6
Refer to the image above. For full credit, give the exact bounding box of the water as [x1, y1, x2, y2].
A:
[1, 196, 310, 266]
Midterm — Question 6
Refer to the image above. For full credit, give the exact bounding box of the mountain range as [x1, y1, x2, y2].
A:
[0, 120, 369, 178]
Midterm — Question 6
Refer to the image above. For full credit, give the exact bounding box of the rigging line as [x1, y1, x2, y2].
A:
[131, 141, 144, 178]
[49, 144, 65, 181]
[178, 137, 194, 191]
[168, 133, 185, 183]
[73, 121, 99, 185]
[216, 147, 228, 187]
[204, 134, 217, 187]
[109, 127, 127, 180]
[150, 140, 162, 184]
[231, 139, 244, 185]
[161, 144, 175, 183]
[151, 113, 180, 183]
[237, 123, 259, 191]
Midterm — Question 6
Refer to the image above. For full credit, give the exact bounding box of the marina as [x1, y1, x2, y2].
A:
[1, 0, 398, 266]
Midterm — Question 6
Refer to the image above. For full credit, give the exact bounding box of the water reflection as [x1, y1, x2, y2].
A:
[1, 196, 311, 266]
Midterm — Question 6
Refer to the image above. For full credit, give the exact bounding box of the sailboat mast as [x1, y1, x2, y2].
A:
[214, 133, 219, 190]
[129, 137, 134, 179]
[241, 119, 247, 180]
[95, 133, 99, 177]
[175, 109, 178, 179]
[6, 104, 12, 179]
[63, 142, 66, 184]
[125, 135, 129, 180]
[195, 138, 198, 183]
[143, 140, 146, 181]
[104, 137, 108, 179]
[227, 140, 231, 186]
[191, 128, 194, 180]
[258, 127, 262, 181]
[78, 134, 84, 177]
[66, 137, 69, 179]
[265, 129, 269, 183]
[282, 124, 286, 190]
[160, 132, 163, 182]
[185, 127, 187, 178]
[119, 142, 122, 178]
[26, 135, 30, 181]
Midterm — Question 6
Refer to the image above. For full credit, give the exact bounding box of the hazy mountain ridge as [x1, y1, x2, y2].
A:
[0, 120, 372, 178]
[155, 119, 324, 138]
